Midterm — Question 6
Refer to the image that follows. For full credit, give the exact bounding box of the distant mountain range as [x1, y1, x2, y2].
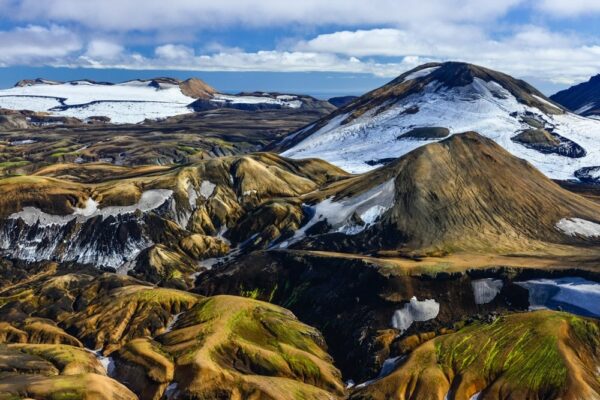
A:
[0, 77, 335, 123]
[551, 74, 600, 118]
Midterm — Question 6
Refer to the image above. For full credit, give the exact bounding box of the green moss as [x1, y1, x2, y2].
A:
[0, 161, 29, 169]
[268, 284, 278, 303]
[282, 352, 322, 382]
[238, 284, 263, 300]
[435, 312, 570, 392]
[282, 282, 310, 308]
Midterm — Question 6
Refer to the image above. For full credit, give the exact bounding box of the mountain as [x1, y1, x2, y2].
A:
[0, 153, 346, 283]
[291, 132, 600, 255]
[194, 132, 600, 389]
[4, 132, 600, 279]
[327, 95, 358, 108]
[551, 74, 600, 118]
[188, 91, 335, 113]
[0, 265, 345, 400]
[281, 62, 600, 181]
[0, 78, 333, 124]
[0, 132, 599, 398]
[351, 310, 600, 400]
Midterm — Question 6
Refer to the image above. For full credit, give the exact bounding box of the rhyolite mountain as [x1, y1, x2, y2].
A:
[1, 63, 600, 400]
[281, 62, 600, 181]
[195, 132, 600, 384]
[5, 132, 600, 276]
[551, 73, 600, 118]
[2, 132, 600, 399]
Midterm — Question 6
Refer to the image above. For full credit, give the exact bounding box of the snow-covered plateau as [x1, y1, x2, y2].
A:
[0, 80, 310, 124]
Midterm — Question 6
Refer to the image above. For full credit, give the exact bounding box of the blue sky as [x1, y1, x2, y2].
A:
[0, 0, 598, 96]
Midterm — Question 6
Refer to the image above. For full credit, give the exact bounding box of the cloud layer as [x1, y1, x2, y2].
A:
[0, 0, 598, 86]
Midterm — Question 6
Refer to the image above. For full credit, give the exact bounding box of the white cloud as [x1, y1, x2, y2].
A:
[71, 45, 425, 77]
[155, 44, 195, 60]
[537, 0, 600, 16]
[0, 25, 81, 66]
[296, 26, 600, 84]
[85, 39, 123, 60]
[2, 0, 523, 31]
[0, 1, 597, 89]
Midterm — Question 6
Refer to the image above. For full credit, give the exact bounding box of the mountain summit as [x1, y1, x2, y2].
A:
[295, 131, 600, 254]
[281, 62, 600, 180]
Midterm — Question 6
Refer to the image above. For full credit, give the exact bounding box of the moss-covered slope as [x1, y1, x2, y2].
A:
[351, 311, 600, 400]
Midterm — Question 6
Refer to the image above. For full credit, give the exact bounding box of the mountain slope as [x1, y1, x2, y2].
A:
[281, 62, 600, 180]
[351, 311, 600, 400]
[292, 132, 600, 254]
[551, 74, 600, 118]
[0, 153, 347, 272]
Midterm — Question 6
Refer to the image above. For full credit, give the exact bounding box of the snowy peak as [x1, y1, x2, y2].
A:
[282, 62, 600, 180]
[551, 74, 600, 117]
[377, 62, 564, 116]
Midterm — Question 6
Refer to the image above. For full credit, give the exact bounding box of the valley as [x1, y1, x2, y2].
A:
[0, 62, 599, 400]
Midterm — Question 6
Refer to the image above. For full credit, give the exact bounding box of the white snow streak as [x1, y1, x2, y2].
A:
[9, 189, 173, 227]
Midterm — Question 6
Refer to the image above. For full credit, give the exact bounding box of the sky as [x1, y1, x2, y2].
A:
[0, 0, 599, 96]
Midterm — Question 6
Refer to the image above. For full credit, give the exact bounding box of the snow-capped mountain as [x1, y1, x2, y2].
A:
[0, 78, 333, 124]
[281, 62, 600, 181]
[551, 74, 600, 118]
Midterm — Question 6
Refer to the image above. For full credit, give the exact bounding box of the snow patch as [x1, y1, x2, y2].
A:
[9, 139, 36, 145]
[9, 189, 173, 227]
[292, 179, 395, 241]
[165, 312, 183, 333]
[471, 278, 503, 304]
[354, 356, 404, 389]
[556, 218, 600, 238]
[403, 66, 441, 82]
[0, 81, 196, 123]
[575, 103, 596, 115]
[533, 94, 562, 111]
[392, 296, 440, 333]
[86, 348, 115, 376]
[199, 180, 216, 199]
[516, 277, 600, 318]
[212, 93, 302, 108]
[165, 382, 179, 399]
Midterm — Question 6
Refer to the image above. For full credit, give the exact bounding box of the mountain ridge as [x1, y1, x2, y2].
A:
[551, 74, 600, 117]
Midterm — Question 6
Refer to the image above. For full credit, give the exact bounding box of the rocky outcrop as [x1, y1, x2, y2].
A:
[328, 96, 358, 108]
[397, 127, 450, 140]
[0, 153, 346, 269]
[195, 250, 535, 381]
[511, 128, 586, 158]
